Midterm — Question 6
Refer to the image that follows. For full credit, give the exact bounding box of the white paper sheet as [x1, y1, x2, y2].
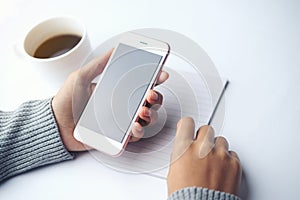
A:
[87, 53, 227, 179]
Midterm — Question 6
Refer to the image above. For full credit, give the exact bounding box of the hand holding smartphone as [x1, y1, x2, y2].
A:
[74, 32, 170, 156]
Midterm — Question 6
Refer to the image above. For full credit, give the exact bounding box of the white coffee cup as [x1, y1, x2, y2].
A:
[17, 16, 92, 89]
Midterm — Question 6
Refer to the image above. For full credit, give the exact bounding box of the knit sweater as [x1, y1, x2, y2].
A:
[0, 98, 240, 200]
[0, 98, 73, 182]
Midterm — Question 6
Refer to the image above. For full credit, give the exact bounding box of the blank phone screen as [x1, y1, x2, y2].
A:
[80, 43, 163, 142]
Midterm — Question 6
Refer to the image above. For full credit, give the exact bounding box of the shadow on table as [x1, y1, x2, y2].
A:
[239, 170, 251, 200]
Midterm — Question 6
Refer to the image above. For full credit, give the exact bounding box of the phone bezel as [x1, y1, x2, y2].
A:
[74, 32, 170, 156]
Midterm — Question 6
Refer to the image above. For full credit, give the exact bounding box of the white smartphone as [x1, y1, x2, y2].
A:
[74, 32, 170, 156]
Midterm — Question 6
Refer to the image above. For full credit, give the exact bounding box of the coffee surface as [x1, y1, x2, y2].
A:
[33, 34, 81, 58]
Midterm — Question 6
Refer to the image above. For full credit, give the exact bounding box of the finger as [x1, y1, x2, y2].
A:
[79, 49, 113, 84]
[214, 136, 229, 151]
[146, 90, 163, 109]
[138, 107, 151, 125]
[138, 107, 158, 126]
[175, 117, 195, 142]
[171, 117, 195, 162]
[229, 150, 240, 161]
[195, 125, 215, 144]
[194, 125, 215, 158]
[130, 122, 144, 142]
[156, 71, 169, 85]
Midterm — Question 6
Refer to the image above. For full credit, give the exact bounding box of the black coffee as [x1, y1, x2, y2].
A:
[33, 34, 81, 58]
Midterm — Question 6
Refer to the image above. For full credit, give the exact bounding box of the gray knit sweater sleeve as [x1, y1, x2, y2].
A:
[0, 98, 73, 182]
[168, 187, 241, 200]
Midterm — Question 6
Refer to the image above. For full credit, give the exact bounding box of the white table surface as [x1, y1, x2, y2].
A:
[1, 0, 300, 199]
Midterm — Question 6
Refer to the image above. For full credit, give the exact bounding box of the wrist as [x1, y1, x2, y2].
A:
[51, 96, 87, 151]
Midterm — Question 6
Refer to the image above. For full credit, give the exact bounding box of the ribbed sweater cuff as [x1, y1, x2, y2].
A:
[0, 98, 74, 182]
[168, 187, 241, 200]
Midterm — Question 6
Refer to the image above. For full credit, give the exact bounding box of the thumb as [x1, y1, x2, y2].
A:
[72, 50, 113, 123]
[79, 49, 113, 85]
[89, 83, 97, 95]
[194, 125, 215, 159]
[171, 117, 195, 162]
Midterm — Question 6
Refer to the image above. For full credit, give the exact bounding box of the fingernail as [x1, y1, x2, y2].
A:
[134, 123, 143, 132]
[152, 92, 158, 101]
[145, 109, 151, 117]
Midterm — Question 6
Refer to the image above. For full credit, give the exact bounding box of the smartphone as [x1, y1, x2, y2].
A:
[74, 32, 170, 156]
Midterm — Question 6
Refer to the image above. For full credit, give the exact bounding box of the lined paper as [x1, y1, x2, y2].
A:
[87, 59, 226, 179]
